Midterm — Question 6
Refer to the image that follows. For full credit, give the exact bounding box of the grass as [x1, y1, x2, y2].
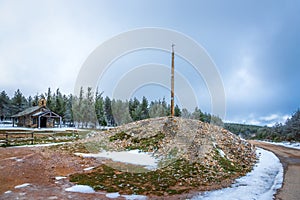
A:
[109, 131, 132, 141]
[109, 131, 165, 152]
[69, 158, 227, 196]
[213, 148, 243, 173]
[67, 126, 255, 196]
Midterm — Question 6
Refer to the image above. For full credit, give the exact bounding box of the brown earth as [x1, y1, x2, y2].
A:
[0, 146, 119, 200]
[1, 139, 296, 199]
[249, 140, 300, 200]
[0, 145, 239, 200]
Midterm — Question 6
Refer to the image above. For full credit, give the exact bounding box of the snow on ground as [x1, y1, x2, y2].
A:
[192, 148, 283, 200]
[9, 142, 71, 148]
[74, 149, 158, 170]
[67, 148, 282, 200]
[122, 194, 148, 200]
[261, 140, 300, 150]
[14, 183, 31, 189]
[65, 186, 147, 199]
[0, 126, 80, 131]
[106, 192, 120, 198]
[83, 166, 95, 171]
[55, 176, 67, 180]
[65, 185, 95, 193]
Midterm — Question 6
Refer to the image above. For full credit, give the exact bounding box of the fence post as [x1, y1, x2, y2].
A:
[5, 132, 8, 146]
[31, 131, 34, 145]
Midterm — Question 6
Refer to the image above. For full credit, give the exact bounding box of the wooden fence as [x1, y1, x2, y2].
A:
[0, 130, 79, 146]
[0, 131, 34, 146]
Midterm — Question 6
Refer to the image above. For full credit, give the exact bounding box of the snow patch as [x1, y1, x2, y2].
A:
[262, 141, 300, 150]
[75, 149, 158, 169]
[83, 166, 95, 171]
[55, 176, 66, 180]
[217, 148, 226, 158]
[122, 194, 148, 200]
[65, 185, 95, 193]
[213, 142, 226, 157]
[10, 142, 71, 148]
[106, 192, 120, 198]
[14, 183, 31, 189]
[4, 190, 12, 194]
[192, 148, 283, 199]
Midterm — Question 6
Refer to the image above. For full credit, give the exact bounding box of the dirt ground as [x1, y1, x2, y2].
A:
[249, 140, 300, 200]
[0, 142, 299, 200]
[0, 146, 119, 200]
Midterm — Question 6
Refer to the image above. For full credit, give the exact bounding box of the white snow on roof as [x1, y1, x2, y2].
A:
[192, 148, 283, 200]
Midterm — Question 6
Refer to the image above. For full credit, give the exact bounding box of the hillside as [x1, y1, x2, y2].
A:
[58, 117, 256, 196]
[224, 123, 262, 139]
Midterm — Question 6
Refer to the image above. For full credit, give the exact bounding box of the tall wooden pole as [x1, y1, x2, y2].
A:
[171, 44, 175, 117]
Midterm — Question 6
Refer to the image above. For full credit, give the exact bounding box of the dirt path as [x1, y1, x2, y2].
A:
[249, 141, 300, 200]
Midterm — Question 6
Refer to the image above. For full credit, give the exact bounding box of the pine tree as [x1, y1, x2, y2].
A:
[181, 108, 191, 119]
[112, 99, 132, 125]
[33, 93, 39, 106]
[129, 97, 140, 121]
[0, 91, 11, 119]
[149, 100, 167, 118]
[139, 96, 149, 120]
[64, 94, 74, 127]
[11, 89, 28, 114]
[46, 87, 54, 110]
[27, 96, 33, 107]
[83, 87, 97, 128]
[192, 107, 204, 121]
[54, 88, 65, 117]
[174, 105, 181, 117]
[104, 96, 114, 126]
[72, 87, 84, 128]
[95, 90, 107, 126]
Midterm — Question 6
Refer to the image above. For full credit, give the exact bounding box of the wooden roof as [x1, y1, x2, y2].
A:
[11, 106, 54, 118]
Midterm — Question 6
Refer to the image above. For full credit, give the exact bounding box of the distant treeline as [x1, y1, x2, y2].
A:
[225, 110, 300, 142]
[0, 87, 222, 127]
[1, 88, 298, 141]
[254, 110, 300, 141]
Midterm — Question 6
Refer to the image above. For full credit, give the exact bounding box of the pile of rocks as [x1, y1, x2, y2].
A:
[66, 116, 257, 195]
[77, 117, 256, 172]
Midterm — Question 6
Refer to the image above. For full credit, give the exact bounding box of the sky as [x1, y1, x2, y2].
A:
[0, 0, 299, 126]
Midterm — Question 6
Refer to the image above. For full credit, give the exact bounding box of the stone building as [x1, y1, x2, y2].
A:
[11, 99, 62, 128]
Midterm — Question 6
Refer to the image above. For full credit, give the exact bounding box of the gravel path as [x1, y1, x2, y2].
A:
[249, 140, 300, 200]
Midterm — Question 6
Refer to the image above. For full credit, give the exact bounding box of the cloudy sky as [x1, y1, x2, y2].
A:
[1, 0, 299, 126]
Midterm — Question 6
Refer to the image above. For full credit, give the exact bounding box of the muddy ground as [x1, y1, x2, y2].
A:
[0, 141, 299, 199]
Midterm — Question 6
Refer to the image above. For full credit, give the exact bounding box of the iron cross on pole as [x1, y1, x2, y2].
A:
[171, 44, 175, 117]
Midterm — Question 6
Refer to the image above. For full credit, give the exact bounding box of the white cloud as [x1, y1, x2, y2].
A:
[227, 113, 291, 127]
[0, 0, 119, 96]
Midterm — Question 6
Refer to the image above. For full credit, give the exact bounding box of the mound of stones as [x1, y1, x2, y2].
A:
[63, 117, 258, 195]
[80, 117, 256, 172]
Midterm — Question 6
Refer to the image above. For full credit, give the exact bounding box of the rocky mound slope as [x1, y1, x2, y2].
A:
[64, 117, 257, 196]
